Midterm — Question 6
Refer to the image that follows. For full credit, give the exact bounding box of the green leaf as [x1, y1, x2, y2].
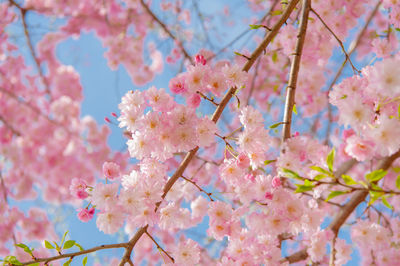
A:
[27, 263, 40, 266]
[269, 121, 285, 129]
[382, 196, 393, 210]
[342, 175, 358, 185]
[313, 174, 326, 181]
[281, 168, 303, 180]
[63, 240, 76, 250]
[327, 148, 335, 172]
[366, 169, 387, 183]
[359, 181, 369, 189]
[396, 28, 400, 32]
[396, 175, 400, 190]
[264, 159, 276, 165]
[326, 190, 349, 201]
[295, 184, 314, 193]
[310, 166, 333, 177]
[15, 243, 33, 255]
[295, 179, 315, 193]
[63, 259, 72, 266]
[82, 256, 88, 266]
[271, 10, 283, 16]
[272, 51, 278, 63]
[249, 24, 262, 29]
[4, 256, 22, 265]
[61, 231, 68, 246]
[293, 104, 297, 115]
[44, 240, 55, 249]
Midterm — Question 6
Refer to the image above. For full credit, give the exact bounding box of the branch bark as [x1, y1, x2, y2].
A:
[281, 0, 311, 142]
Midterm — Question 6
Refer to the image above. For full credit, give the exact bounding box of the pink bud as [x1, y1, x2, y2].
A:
[77, 208, 95, 222]
[195, 54, 207, 65]
[265, 192, 273, 200]
[271, 177, 281, 188]
[104, 117, 111, 123]
[111, 112, 117, 117]
[293, 131, 300, 137]
[236, 152, 250, 169]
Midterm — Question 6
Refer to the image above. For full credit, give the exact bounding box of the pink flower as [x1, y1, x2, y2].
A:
[69, 178, 88, 199]
[169, 74, 187, 94]
[172, 239, 200, 265]
[187, 93, 201, 108]
[77, 208, 95, 222]
[102, 162, 120, 180]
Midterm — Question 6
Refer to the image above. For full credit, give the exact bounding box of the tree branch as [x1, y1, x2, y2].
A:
[16, 243, 128, 265]
[283, 151, 400, 264]
[281, 0, 310, 142]
[140, 0, 193, 64]
[118, 1, 300, 264]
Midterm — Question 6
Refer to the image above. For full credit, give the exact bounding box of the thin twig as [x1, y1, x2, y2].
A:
[311, 8, 360, 74]
[9, 0, 51, 97]
[181, 175, 214, 201]
[0, 114, 21, 136]
[324, 1, 381, 144]
[140, 0, 193, 64]
[144, 230, 174, 263]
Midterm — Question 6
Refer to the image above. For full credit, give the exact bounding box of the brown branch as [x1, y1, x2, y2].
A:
[8, 0, 51, 97]
[281, 0, 310, 142]
[15, 243, 127, 265]
[0, 114, 21, 136]
[118, 1, 300, 265]
[144, 230, 174, 263]
[140, 0, 193, 64]
[283, 151, 400, 264]
[181, 175, 214, 201]
[311, 8, 359, 74]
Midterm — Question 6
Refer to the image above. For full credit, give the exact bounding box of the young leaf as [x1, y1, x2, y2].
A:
[61, 231, 68, 246]
[281, 168, 303, 180]
[293, 104, 297, 115]
[382, 196, 393, 210]
[63, 259, 72, 266]
[327, 148, 335, 172]
[264, 159, 276, 165]
[44, 240, 55, 249]
[272, 51, 278, 63]
[27, 263, 40, 266]
[271, 10, 283, 16]
[326, 190, 348, 201]
[63, 240, 76, 250]
[15, 243, 33, 255]
[269, 121, 285, 129]
[82, 256, 88, 266]
[396, 175, 400, 190]
[310, 166, 333, 177]
[342, 175, 358, 185]
[249, 24, 262, 29]
[365, 169, 387, 183]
